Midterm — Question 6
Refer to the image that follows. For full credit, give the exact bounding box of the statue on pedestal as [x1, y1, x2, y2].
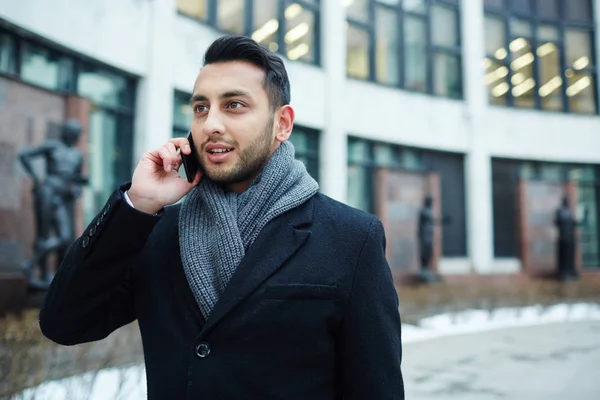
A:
[417, 194, 450, 283]
[554, 195, 587, 281]
[18, 120, 88, 290]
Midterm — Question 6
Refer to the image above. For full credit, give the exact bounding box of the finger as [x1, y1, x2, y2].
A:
[169, 137, 192, 154]
[165, 142, 183, 170]
[157, 146, 174, 172]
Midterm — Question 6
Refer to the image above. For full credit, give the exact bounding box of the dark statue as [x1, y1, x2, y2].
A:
[417, 194, 450, 283]
[19, 120, 88, 290]
[554, 195, 587, 281]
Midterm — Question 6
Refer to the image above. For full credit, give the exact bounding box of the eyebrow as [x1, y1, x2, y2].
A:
[190, 90, 253, 104]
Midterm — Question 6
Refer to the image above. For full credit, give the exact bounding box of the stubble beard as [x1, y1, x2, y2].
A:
[198, 117, 275, 185]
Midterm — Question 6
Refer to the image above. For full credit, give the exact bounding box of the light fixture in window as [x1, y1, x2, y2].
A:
[512, 72, 525, 85]
[484, 58, 492, 68]
[510, 52, 534, 70]
[495, 48, 508, 60]
[269, 42, 279, 52]
[512, 77, 535, 97]
[252, 19, 279, 43]
[485, 66, 508, 84]
[573, 56, 590, 70]
[536, 42, 556, 57]
[285, 22, 309, 43]
[566, 76, 591, 97]
[492, 82, 509, 97]
[539, 76, 562, 97]
[566, 69, 574, 78]
[285, 3, 303, 19]
[509, 38, 527, 52]
[288, 43, 309, 60]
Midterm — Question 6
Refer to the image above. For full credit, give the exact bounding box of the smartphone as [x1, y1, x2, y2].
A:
[181, 131, 201, 183]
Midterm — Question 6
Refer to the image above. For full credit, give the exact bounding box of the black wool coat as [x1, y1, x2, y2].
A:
[39, 182, 404, 399]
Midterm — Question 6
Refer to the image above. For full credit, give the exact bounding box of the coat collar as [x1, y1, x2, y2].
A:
[198, 195, 315, 336]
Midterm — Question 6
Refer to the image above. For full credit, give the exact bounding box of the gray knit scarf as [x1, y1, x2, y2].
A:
[178, 141, 319, 319]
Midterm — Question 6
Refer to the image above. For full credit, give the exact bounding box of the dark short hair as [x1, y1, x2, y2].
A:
[203, 35, 291, 110]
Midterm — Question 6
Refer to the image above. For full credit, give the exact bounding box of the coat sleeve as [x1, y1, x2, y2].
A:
[39, 183, 162, 346]
[338, 217, 404, 399]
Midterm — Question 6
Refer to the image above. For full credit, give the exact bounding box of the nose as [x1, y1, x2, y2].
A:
[202, 108, 225, 137]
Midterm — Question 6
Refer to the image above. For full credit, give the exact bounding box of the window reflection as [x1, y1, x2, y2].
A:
[21, 43, 72, 91]
[0, 34, 16, 74]
[431, 5, 458, 47]
[345, 0, 370, 22]
[404, 16, 427, 92]
[218, 0, 244, 34]
[253, 0, 279, 52]
[177, 0, 208, 20]
[78, 65, 131, 108]
[375, 7, 399, 85]
[173, 91, 193, 137]
[434, 53, 461, 98]
[285, 4, 315, 63]
[537, 25, 562, 111]
[347, 25, 370, 80]
[510, 33, 534, 108]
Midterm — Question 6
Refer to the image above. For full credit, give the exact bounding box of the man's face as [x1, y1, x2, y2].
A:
[190, 61, 278, 188]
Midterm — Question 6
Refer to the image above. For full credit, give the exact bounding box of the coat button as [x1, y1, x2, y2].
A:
[195, 342, 211, 358]
[81, 236, 90, 248]
[89, 225, 97, 236]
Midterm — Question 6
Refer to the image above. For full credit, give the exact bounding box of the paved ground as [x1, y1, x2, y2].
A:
[403, 321, 600, 400]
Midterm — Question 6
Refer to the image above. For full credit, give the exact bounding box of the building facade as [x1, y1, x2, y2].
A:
[0, 0, 599, 280]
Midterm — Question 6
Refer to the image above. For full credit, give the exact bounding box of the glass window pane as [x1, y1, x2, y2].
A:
[431, 5, 458, 47]
[566, 0, 593, 22]
[173, 92, 193, 129]
[78, 65, 132, 108]
[253, 0, 279, 51]
[510, 19, 532, 38]
[347, 164, 370, 212]
[434, 53, 462, 98]
[565, 29, 593, 69]
[510, 35, 535, 108]
[348, 139, 370, 163]
[218, 0, 244, 34]
[373, 143, 398, 166]
[401, 148, 423, 170]
[485, 16, 506, 58]
[285, 5, 316, 63]
[289, 130, 310, 153]
[484, 0, 505, 9]
[536, 0, 559, 19]
[509, 0, 532, 15]
[537, 26, 562, 111]
[0, 34, 16, 74]
[486, 58, 509, 105]
[21, 44, 72, 91]
[375, 7, 399, 85]
[177, 0, 208, 19]
[404, 16, 427, 92]
[347, 25, 370, 80]
[402, 0, 427, 13]
[345, 0, 369, 22]
[567, 72, 596, 114]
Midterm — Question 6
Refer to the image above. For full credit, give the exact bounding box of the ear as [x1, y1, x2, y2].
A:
[274, 105, 295, 143]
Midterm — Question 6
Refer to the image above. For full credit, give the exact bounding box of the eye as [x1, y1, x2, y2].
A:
[193, 104, 208, 113]
[227, 101, 244, 109]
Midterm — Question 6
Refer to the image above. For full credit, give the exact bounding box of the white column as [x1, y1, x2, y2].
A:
[461, 0, 495, 273]
[319, 0, 348, 202]
[134, 0, 176, 160]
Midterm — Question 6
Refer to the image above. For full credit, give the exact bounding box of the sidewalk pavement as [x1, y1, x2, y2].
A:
[403, 321, 600, 400]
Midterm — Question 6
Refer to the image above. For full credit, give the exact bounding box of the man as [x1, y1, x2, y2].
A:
[39, 35, 404, 399]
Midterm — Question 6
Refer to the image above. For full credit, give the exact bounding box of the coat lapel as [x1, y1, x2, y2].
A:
[200, 197, 314, 336]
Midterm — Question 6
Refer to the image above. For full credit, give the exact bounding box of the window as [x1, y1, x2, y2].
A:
[21, 43, 73, 92]
[0, 33, 16, 74]
[173, 91, 193, 138]
[345, 0, 462, 99]
[177, 0, 320, 65]
[288, 126, 320, 181]
[484, 0, 597, 114]
[347, 137, 467, 256]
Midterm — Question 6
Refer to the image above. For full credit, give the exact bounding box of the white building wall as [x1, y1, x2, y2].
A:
[0, 0, 151, 76]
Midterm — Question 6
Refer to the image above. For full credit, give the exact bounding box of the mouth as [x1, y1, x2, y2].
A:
[204, 144, 235, 163]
